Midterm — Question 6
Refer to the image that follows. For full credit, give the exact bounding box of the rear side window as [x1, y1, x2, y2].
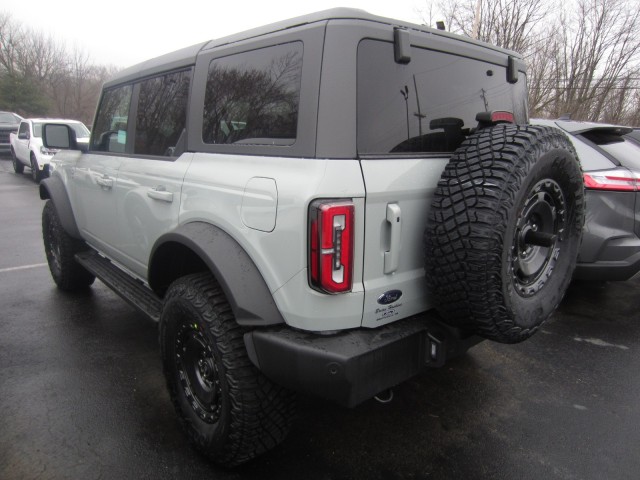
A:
[91, 85, 133, 153]
[357, 40, 528, 155]
[202, 42, 303, 146]
[135, 69, 191, 156]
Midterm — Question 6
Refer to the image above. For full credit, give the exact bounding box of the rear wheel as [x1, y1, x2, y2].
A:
[160, 272, 295, 467]
[11, 148, 23, 174]
[425, 124, 585, 343]
[42, 200, 95, 291]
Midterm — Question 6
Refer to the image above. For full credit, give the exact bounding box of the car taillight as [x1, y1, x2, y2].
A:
[309, 200, 354, 294]
[583, 169, 640, 191]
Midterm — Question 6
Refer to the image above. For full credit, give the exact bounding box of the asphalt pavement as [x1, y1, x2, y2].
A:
[1, 157, 639, 480]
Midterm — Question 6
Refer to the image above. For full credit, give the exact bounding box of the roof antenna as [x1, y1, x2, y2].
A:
[436, 21, 446, 31]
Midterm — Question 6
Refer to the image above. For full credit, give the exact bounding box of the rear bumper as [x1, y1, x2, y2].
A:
[574, 250, 640, 281]
[574, 190, 640, 281]
[244, 313, 482, 408]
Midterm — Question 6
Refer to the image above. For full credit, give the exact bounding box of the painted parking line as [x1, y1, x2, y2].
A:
[0, 263, 47, 273]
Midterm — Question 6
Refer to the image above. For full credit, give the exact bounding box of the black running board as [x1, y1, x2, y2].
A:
[75, 251, 162, 322]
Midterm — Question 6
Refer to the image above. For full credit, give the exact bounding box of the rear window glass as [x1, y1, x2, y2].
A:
[202, 42, 303, 146]
[581, 131, 640, 171]
[357, 40, 528, 155]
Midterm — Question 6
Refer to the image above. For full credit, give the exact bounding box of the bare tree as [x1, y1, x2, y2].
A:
[0, 11, 118, 122]
[0, 12, 24, 75]
[436, 0, 549, 52]
[549, 0, 640, 122]
[432, 0, 640, 125]
[18, 29, 66, 82]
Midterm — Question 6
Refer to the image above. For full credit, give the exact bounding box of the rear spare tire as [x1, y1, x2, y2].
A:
[425, 124, 584, 344]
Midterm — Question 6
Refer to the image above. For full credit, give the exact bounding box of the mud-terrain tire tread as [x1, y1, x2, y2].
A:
[160, 272, 295, 467]
[42, 200, 96, 290]
[425, 124, 584, 344]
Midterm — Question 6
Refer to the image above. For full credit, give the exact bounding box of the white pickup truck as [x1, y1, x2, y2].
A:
[10, 118, 90, 182]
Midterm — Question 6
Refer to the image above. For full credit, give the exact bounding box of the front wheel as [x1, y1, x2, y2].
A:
[42, 200, 95, 291]
[31, 155, 42, 183]
[160, 272, 295, 467]
[11, 148, 24, 174]
[425, 125, 585, 344]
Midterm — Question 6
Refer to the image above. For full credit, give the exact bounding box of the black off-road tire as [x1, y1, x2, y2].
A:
[160, 272, 295, 467]
[31, 154, 42, 183]
[11, 148, 24, 174]
[42, 200, 96, 291]
[425, 124, 585, 344]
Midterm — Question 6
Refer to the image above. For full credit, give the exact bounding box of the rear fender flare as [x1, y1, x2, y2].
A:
[150, 222, 285, 327]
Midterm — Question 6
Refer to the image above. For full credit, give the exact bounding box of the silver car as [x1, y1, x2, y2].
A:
[533, 119, 640, 280]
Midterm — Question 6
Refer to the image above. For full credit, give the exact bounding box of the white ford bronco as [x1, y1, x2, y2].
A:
[39, 9, 584, 466]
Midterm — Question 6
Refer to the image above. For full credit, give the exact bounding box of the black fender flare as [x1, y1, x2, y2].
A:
[39, 176, 81, 239]
[149, 222, 285, 327]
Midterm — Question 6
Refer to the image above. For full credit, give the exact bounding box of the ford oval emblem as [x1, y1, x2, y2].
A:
[377, 290, 403, 305]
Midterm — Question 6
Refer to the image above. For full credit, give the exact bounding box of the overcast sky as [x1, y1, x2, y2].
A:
[8, 1, 429, 68]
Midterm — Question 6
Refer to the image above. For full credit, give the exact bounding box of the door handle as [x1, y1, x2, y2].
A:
[96, 176, 114, 189]
[147, 186, 174, 203]
[384, 203, 402, 274]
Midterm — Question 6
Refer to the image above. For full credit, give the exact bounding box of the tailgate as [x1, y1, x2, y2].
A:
[360, 157, 449, 328]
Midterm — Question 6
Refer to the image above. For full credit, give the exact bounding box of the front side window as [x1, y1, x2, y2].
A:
[357, 40, 528, 155]
[135, 70, 191, 156]
[91, 85, 133, 153]
[202, 42, 303, 146]
[18, 122, 29, 137]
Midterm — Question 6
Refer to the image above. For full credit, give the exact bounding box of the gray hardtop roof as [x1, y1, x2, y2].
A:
[105, 8, 522, 88]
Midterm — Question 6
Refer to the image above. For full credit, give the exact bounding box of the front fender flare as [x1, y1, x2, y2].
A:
[39, 176, 81, 239]
[150, 222, 285, 327]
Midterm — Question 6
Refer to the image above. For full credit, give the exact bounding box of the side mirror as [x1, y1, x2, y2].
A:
[18, 132, 28, 140]
[42, 124, 88, 153]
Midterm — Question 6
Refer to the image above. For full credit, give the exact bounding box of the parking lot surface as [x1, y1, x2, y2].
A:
[1, 158, 639, 480]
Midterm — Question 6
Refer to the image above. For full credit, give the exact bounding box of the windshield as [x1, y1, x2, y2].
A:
[70, 123, 90, 137]
[0, 112, 19, 123]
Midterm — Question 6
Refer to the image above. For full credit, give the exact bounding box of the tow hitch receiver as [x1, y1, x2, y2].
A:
[244, 314, 482, 407]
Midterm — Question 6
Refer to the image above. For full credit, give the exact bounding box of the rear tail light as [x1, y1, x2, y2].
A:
[583, 169, 640, 191]
[309, 200, 354, 294]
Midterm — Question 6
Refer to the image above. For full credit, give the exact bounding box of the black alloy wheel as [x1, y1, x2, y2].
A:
[511, 179, 566, 297]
